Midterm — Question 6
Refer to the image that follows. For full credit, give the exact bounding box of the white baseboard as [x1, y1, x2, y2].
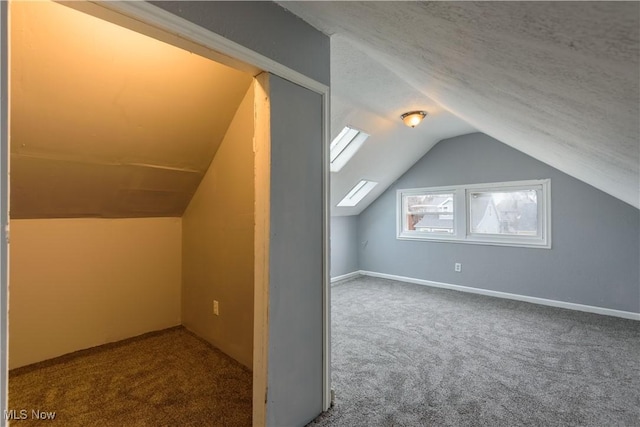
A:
[330, 271, 361, 284]
[359, 270, 640, 321]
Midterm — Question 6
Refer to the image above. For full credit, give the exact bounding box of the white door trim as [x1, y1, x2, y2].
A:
[88, 1, 329, 95]
[321, 89, 331, 410]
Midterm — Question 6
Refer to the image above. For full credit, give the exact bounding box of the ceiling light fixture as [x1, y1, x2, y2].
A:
[401, 111, 427, 128]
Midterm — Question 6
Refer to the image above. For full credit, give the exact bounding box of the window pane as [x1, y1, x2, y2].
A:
[404, 193, 454, 234]
[469, 190, 538, 236]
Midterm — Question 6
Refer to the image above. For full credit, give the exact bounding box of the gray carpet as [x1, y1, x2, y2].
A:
[9, 326, 252, 426]
[309, 276, 640, 427]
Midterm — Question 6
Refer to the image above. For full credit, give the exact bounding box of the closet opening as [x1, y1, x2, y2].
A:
[7, 1, 270, 424]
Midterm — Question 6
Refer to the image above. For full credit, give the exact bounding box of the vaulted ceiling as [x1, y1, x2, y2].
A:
[10, 1, 639, 218]
[279, 1, 639, 213]
[10, 1, 252, 219]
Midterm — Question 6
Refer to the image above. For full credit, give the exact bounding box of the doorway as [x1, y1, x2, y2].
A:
[5, 0, 270, 424]
[2, 1, 330, 425]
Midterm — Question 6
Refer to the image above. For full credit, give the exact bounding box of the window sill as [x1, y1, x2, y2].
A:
[397, 234, 551, 249]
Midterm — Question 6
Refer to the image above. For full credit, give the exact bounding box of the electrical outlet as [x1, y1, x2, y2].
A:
[213, 300, 219, 316]
[454, 263, 462, 272]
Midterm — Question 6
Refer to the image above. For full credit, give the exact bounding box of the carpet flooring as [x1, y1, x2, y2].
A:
[309, 276, 640, 427]
[8, 326, 252, 427]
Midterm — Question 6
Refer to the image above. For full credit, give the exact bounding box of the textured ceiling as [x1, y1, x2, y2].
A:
[10, 1, 252, 219]
[280, 1, 640, 212]
[329, 36, 475, 215]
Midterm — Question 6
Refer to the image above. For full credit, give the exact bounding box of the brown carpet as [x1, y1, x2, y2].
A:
[8, 326, 252, 426]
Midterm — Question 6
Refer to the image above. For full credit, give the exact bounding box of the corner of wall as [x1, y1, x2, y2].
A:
[181, 81, 256, 369]
[356, 133, 640, 313]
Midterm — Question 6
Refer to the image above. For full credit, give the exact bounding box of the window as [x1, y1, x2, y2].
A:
[397, 179, 550, 248]
[468, 189, 538, 236]
[401, 191, 455, 235]
[338, 180, 378, 207]
[330, 126, 368, 172]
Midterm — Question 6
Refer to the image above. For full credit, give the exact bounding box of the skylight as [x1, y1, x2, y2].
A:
[337, 180, 378, 207]
[330, 126, 369, 172]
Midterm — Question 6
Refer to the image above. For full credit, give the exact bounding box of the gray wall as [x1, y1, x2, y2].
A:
[268, 75, 324, 426]
[330, 216, 359, 278]
[150, 1, 330, 87]
[358, 133, 640, 313]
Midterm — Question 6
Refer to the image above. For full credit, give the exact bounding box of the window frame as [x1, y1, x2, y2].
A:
[329, 126, 368, 173]
[337, 179, 378, 207]
[397, 179, 551, 248]
[397, 187, 461, 241]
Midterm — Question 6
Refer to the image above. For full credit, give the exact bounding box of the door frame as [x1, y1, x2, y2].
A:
[1, 0, 9, 422]
[0, 1, 331, 425]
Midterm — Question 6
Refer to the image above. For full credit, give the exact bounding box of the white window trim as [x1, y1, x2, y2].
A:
[329, 126, 368, 173]
[337, 179, 378, 207]
[397, 179, 551, 249]
[398, 187, 460, 241]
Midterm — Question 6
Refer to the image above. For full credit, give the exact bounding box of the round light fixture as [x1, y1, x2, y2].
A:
[401, 111, 427, 128]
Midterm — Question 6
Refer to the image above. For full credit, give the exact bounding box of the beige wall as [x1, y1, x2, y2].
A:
[11, 0, 253, 220]
[182, 83, 255, 369]
[9, 217, 182, 369]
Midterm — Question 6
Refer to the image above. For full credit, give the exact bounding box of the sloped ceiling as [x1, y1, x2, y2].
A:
[329, 36, 476, 215]
[279, 1, 640, 212]
[10, 1, 252, 219]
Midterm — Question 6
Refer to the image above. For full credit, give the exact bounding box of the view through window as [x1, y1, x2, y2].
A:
[397, 180, 550, 248]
